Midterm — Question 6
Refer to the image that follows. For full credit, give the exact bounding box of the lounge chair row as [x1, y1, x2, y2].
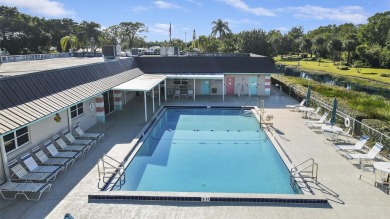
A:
[1, 126, 104, 200]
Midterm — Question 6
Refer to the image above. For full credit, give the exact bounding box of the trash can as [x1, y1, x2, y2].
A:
[212, 88, 217, 93]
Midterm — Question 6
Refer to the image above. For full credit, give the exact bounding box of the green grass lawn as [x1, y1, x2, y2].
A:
[275, 58, 390, 85]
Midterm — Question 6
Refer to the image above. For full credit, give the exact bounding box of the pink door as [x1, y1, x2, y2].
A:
[226, 76, 235, 95]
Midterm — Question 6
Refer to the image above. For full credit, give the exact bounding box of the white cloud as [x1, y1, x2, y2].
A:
[0, 0, 75, 17]
[185, 0, 202, 6]
[150, 23, 172, 35]
[283, 5, 368, 24]
[131, 6, 148, 13]
[217, 0, 276, 17]
[153, 1, 181, 9]
[276, 27, 289, 33]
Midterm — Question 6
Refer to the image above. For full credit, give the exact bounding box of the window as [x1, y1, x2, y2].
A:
[70, 103, 84, 119]
[3, 127, 30, 153]
[173, 79, 188, 85]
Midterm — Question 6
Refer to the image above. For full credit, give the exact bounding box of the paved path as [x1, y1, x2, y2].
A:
[1, 89, 389, 219]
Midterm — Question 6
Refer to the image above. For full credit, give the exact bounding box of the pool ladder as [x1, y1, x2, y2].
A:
[290, 158, 318, 191]
[97, 154, 126, 190]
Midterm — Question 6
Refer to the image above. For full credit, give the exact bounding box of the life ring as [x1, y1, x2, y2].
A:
[344, 117, 350, 127]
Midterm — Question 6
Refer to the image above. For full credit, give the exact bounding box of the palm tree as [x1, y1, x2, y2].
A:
[76, 21, 101, 52]
[211, 19, 232, 40]
[60, 35, 78, 52]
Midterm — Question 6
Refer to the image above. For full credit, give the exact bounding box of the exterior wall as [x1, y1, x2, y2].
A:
[5, 98, 97, 162]
[224, 74, 268, 96]
[264, 74, 271, 96]
[71, 98, 97, 133]
[124, 91, 136, 104]
[209, 79, 224, 95]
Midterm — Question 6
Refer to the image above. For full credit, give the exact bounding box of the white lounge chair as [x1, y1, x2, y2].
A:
[53, 134, 90, 155]
[308, 119, 331, 129]
[8, 159, 55, 182]
[44, 140, 81, 160]
[307, 107, 321, 119]
[335, 135, 369, 151]
[173, 89, 181, 99]
[286, 99, 305, 110]
[304, 112, 328, 125]
[21, 153, 63, 180]
[62, 129, 96, 146]
[345, 142, 384, 169]
[32, 146, 74, 171]
[0, 181, 52, 200]
[73, 125, 104, 142]
[187, 89, 194, 99]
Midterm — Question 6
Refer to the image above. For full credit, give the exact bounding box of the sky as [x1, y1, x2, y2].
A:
[0, 0, 389, 42]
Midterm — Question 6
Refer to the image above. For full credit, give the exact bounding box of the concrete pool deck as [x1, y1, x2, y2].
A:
[1, 88, 389, 219]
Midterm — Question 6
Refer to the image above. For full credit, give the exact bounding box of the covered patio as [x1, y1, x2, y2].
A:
[113, 74, 167, 122]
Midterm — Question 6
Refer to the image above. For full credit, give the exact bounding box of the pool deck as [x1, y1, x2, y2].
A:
[1, 87, 389, 219]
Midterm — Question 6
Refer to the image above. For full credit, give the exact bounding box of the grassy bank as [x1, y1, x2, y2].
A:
[273, 75, 390, 122]
[275, 58, 390, 85]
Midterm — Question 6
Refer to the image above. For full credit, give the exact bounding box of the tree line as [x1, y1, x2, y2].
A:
[0, 6, 388, 68]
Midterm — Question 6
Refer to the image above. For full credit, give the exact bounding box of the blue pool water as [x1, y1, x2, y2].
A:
[115, 108, 300, 194]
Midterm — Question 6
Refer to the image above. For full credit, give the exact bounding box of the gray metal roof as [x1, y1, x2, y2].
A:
[135, 56, 280, 74]
[113, 74, 167, 91]
[0, 57, 106, 78]
[0, 58, 142, 135]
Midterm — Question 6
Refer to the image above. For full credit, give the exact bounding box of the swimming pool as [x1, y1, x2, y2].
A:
[114, 108, 301, 194]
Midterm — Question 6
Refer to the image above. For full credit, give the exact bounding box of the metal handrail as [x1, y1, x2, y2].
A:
[239, 98, 259, 114]
[290, 158, 318, 185]
[97, 154, 125, 190]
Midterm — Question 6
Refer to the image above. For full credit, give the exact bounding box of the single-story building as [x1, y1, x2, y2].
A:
[0, 53, 279, 181]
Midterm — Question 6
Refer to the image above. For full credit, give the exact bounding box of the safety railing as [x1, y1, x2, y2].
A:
[290, 158, 318, 191]
[97, 154, 125, 190]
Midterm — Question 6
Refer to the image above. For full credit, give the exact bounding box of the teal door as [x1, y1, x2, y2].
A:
[201, 80, 209, 94]
[249, 77, 257, 95]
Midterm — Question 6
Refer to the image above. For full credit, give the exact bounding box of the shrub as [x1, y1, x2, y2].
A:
[338, 66, 349, 70]
[353, 60, 364, 73]
[381, 73, 390, 77]
[333, 61, 341, 66]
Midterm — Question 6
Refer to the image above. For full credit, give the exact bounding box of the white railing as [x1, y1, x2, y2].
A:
[0, 53, 70, 63]
[287, 85, 389, 145]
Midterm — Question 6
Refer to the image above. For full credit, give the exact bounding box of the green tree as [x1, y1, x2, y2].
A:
[287, 26, 304, 40]
[76, 21, 101, 52]
[343, 39, 357, 65]
[237, 29, 271, 56]
[119, 22, 148, 50]
[327, 38, 343, 63]
[300, 38, 312, 58]
[211, 19, 232, 40]
[312, 36, 326, 58]
[198, 35, 208, 52]
[60, 35, 79, 52]
[357, 11, 390, 48]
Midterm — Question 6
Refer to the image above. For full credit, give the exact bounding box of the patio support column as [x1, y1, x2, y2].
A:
[114, 90, 123, 110]
[152, 88, 155, 113]
[158, 84, 161, 106]
[265, 74, 271, 96]
[123, 91, 127, 105]
[193, 79, 196, 101]
[96, 94, 105, 123]
[164, 79, 167, 101]
[67, 108, 72, 132]
[222, 77, 225, 101]
[0, 136, 10, 180]
[144, 91, 147, 122]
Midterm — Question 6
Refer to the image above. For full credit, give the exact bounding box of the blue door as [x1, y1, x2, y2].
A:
[249, 77, 257, 95]
[201, 80, 209, 94]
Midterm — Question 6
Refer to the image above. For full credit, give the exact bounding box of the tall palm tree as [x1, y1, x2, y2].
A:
[76, 21, 101, 51]
[211, 19, 232, 40]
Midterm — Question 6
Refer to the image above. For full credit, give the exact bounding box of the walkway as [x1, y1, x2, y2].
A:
[1, 88, 389, 219]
